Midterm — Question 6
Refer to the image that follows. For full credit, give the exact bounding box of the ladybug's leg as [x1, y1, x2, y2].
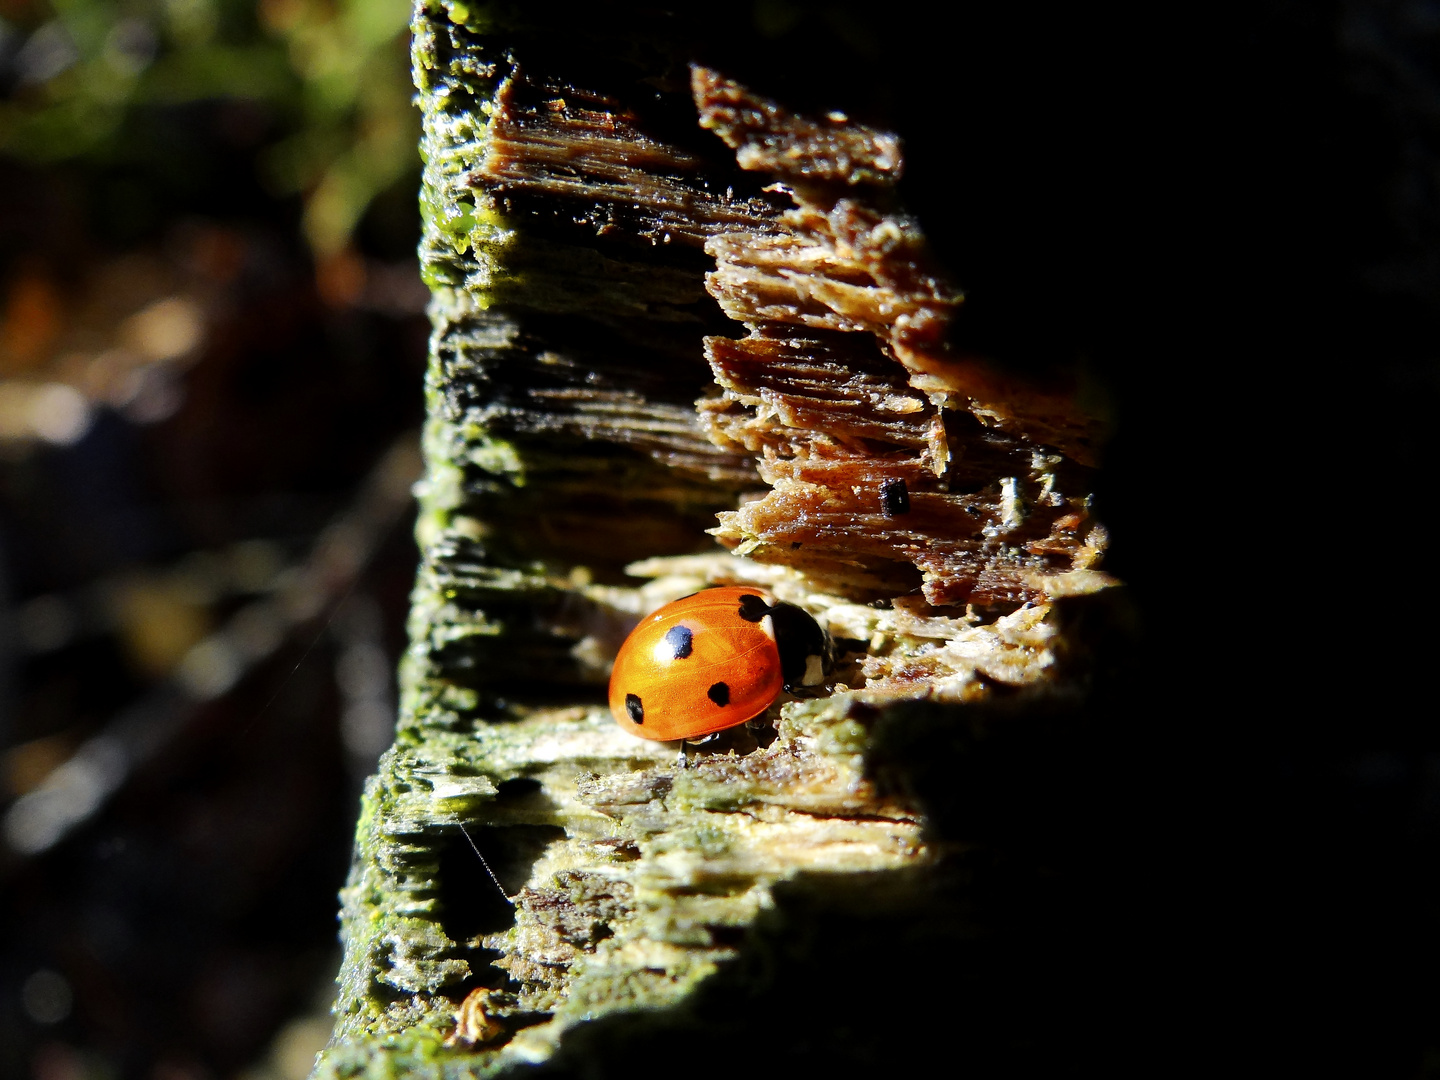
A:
[677, 733, 721, 769]
[783, 680, 829, 698]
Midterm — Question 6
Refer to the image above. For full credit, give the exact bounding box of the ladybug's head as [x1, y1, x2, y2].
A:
[767, 600, 834, 692]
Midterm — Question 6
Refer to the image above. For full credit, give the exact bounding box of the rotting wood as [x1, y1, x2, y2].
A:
[314, 6, 1126, 1078]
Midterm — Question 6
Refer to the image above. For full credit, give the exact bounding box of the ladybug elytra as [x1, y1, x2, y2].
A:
[607, 587, 832, 742]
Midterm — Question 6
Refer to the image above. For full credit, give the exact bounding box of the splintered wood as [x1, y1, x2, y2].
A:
[465, 61, 1108, 610]
[480, 71, 780, 247]
[461, 66, 775, 487]
[692, 68, 1108, 608]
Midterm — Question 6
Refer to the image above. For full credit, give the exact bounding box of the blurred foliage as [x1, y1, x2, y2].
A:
[0, 0, 417, 257]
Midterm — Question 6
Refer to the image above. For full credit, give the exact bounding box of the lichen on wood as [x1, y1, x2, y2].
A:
[314, 5, 1123, 1078]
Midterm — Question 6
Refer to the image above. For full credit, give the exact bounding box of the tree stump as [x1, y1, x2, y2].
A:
[313, 5, 1130, 1077]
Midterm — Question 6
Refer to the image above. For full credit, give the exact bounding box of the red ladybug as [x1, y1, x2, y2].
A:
[608, 587, 832, 743]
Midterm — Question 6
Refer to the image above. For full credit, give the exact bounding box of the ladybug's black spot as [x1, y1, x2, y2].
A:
[736, 594, 770, 623]
[881, 477, 910, 517]
[663, 625, 693, 660]
[707, 682, 730, 707]
[625, 694, 644, 724]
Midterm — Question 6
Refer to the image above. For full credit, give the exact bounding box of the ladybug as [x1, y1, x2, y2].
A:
[608, 587, 833, 744]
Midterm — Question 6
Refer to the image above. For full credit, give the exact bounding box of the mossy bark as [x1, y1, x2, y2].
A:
[312, 5, 1127, 1078]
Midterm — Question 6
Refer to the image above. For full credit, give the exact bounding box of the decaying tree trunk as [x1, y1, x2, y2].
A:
[313, 5, 1130, 1077]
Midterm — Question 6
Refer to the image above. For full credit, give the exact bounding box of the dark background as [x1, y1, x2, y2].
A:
[2, 0, 1437, 1076]
[0, 0, 428, 1075]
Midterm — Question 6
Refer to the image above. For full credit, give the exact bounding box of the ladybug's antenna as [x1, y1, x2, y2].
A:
[458, 822, 514, 907]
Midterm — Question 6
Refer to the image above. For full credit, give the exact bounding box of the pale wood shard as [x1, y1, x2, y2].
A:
[705, 203, 956, 342]
[445, 988, 507, 1046]
[692, 66, 905, 186]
